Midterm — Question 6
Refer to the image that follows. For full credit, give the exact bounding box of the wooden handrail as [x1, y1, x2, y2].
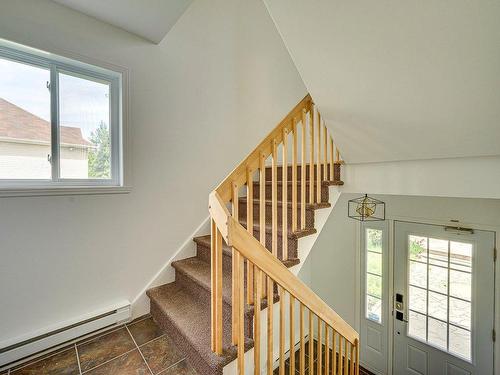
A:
[209, 93, 356, 374]
[215, 94, 312, 202]
[209, 191, 359, 344]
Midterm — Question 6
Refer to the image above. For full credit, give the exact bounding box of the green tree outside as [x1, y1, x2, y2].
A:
[88, 121, 111, 178]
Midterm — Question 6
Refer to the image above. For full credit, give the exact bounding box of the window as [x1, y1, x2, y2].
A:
[365, 228, 383, 323]
[0, 41, 122, 189]
[407, 235, 473, 361]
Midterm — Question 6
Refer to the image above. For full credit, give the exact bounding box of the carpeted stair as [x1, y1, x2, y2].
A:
[147, 165, 342, 375]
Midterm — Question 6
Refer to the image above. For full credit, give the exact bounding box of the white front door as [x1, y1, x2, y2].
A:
[393, 221, 495, 375]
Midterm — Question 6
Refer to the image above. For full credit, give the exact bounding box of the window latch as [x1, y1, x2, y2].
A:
[47, 154, 52, 163]
[46, 81, 51, 92]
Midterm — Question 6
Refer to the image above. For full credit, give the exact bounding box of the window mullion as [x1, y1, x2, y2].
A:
[49, 64, 60, 182]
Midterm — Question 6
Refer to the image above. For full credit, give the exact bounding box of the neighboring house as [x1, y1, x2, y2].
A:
[0, 98, 92, 179]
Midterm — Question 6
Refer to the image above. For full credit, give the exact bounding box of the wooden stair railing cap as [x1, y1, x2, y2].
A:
[209, 190, 359, 345]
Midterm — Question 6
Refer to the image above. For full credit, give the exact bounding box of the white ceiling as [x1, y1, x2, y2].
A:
[52, 0, 193, 43]
[264, 0, 500, 163]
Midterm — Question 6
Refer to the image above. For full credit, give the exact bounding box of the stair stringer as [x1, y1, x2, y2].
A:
[223, 186, 342, 374]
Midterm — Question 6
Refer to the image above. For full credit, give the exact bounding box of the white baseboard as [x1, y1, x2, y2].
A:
[0, 301, 130, 368]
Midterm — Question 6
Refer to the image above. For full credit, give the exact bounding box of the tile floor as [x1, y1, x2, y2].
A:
[1, 315, 197, 375]
[1, 317, 374, 375]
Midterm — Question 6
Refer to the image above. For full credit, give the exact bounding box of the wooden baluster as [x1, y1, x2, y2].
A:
[299, 303, 305, 374]
[316, 113, 321, 204]
[254, 266, 262, 375]
[344, 337, 348, 375]
[323, 125, 327, 182]
[247, 168, 254, 305]
[355, 339, 359, 375]
[232, 182, 239, 345]
[237, 252, 245, 374]
[330, 138, 334, 182]
[292, 119, 298, 232]
[281, 128, 288, 260]
[350, 341, 354, 375]
[267, 275, 274, 374]
[300, 109, 306, 230]
[324, 325, 329, 375]
[309, 105, 315, 204]
[317, 318, 322, 374]
[210, 219, 223, 354]
[259, 152, 267, 299]
[289, 295, 295, 374]
[272, 139, 278, 258]
[338, 336, 343, 375]
[308, 310, 314, 372]
[332, 330, 337, 375]
[279, 287, 285, 375]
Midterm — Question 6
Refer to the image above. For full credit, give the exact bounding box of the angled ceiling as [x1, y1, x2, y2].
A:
[52, 0, 193, 43]
[265, 0, 500, 163]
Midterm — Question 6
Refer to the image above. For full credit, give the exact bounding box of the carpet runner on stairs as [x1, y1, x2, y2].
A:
[147, 168, 341, 375]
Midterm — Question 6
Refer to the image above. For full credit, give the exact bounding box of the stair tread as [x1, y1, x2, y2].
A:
[193, 235, 301, 267]
[239, 197, 331, 210]
[147, 283, 250, 369]
[253, 180, 343, 186]
[173, 257, 232, 304]
[237, 219, 317, 239]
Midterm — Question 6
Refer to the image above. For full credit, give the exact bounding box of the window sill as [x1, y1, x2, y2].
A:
[0, 185, 131, 198]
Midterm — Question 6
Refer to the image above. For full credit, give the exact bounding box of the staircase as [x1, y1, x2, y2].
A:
[147, 95, 359, 375]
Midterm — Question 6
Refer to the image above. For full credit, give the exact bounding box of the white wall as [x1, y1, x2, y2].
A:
[309, 193, 500, 371]
[342, 156, 500, 200]
[0, 0, 307, 343]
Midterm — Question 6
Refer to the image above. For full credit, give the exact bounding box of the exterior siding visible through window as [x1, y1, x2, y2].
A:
[0, 40, 122, 188]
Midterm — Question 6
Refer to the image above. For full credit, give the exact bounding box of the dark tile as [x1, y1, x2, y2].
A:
[128, 314, 151, 325]
[77, 327, 135, 372]
[11, 347, 79, 375]
[140, 336, 183, 374]
[84, 349, 149, 375]
[128, 317, 163, 346]
[158, 360, 197, 375]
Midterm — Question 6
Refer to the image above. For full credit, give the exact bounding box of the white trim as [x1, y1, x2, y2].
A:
[0, 301, 131, 368]
[0, 185, 131, 198]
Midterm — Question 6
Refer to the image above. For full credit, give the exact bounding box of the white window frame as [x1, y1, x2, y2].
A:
[0, 40, 125, 194]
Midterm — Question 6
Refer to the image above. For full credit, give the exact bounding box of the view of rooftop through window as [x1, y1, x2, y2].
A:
[0, 57, 111, 180]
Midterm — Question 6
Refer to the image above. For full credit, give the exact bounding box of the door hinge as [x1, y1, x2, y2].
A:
[494, 247, 497, 262]
[493, 329, 496, 342]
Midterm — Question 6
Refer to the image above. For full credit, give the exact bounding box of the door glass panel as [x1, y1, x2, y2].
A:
[428, 317, 447, 350]
[409, 235, 427, 262]
[449, 325, 471, 360]
[428, 291, 447, 321]
[450, 270, 471, 301]
[409, 286, 426, 314]
[429, 265, 448, 294]
[409, 261, 427, 288]
[365, 228, 383, 323]
[366, 295, 382, 324]
[429, 238, 448, 267]
[0, 57, 51, 179]
[367, 252, 382, 275]
[408, 311, 426, 341]
[366, 228, 382, 253]
[449, 298, 471, 329]
[406, 234, 473, 361]
[59, 71, 111, 179]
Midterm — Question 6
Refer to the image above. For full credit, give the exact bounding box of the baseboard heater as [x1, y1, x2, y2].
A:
[0, 301, 131, 368]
